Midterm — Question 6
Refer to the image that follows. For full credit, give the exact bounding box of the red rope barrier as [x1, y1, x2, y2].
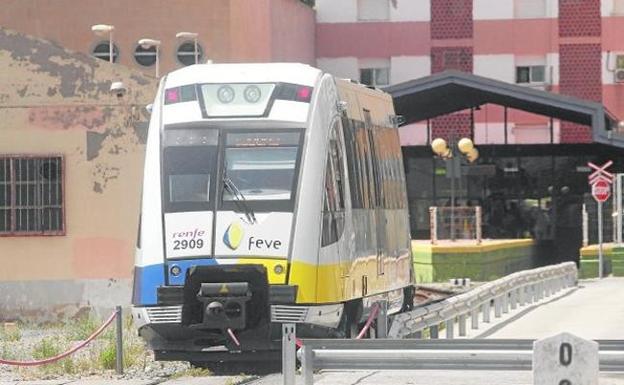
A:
[356, 303, 380, 340]
[0, 310, 117, 366]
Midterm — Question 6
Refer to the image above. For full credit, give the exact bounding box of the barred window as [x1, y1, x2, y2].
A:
[0, 156, 64, 235]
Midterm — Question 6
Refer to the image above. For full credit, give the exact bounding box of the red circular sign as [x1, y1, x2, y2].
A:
[592, 180, 611, 202]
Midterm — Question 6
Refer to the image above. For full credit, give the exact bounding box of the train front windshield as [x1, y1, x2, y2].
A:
[163, 128, 303, 213]
[223, 131, 300, 202]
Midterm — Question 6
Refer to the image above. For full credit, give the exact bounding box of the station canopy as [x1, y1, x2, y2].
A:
[384, 71, 621, 146]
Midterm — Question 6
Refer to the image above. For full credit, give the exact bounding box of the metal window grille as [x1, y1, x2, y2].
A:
[0, 156, 64, 236]
[429, 206, 482, 243]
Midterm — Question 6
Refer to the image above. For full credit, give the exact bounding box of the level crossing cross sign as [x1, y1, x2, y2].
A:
[588, 161, 613, 203]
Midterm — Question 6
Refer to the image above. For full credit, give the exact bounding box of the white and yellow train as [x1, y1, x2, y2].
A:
[132, 63, 413, 365]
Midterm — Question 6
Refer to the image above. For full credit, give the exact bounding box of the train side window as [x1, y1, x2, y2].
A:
[342, 117, 364, 209]
[322, 118, 346, 246]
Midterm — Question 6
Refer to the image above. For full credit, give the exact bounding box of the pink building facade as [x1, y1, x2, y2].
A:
[315, 0, 624, 146]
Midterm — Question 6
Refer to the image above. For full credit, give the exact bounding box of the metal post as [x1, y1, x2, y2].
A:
[618, 174, 623, 245]
[445, 319, 454, 339]
[430, 206, 438, 245]
[458, 314, 467, 337]
[430, 324, 439, 339]
[302, 346, 314, 385]
[115, 306, 123, 375]
[471, 308, 479, 329]
[282, 323, 296, 385]
[482, 302, 490, 323]
[502, 292, 509, 314]
[582, 203, 589, 247]
[475, 206, 482, 244]
[377, 300, 388, 338]
[155, 46, 160, 78]
[599, 201, 604, 279]
[109, 31, 114, 64]
[450, 155, 456, 242]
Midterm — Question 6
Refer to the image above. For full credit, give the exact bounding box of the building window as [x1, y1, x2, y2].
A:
[357, 0, 389, 21]
[134, 44, 157, 67]
[514, 0, 546, 18]
[92, 41, 119, 63]
[176, 41, 204, 66]
[516, 65, 546, 84]
[0, 156, 64, 235]
[360, 67, 390, 86]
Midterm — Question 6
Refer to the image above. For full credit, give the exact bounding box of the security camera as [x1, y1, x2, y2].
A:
[110, 81, 127, 98]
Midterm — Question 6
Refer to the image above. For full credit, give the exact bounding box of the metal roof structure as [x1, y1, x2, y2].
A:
[384, 70, 622, 147]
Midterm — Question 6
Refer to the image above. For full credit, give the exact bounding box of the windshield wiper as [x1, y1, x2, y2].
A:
[223, 176, 257, 224]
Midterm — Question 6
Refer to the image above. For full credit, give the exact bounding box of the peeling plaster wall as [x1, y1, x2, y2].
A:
[0, 28, 157, 320]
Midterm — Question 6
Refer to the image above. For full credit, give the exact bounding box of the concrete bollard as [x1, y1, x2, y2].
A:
[282, 323, 296, 385]
[494, 297, 502, 318]
[533, 332, 598, 385]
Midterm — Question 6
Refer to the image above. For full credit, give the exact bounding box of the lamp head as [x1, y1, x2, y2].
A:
[138, 38, 161, 49]
[176, 32, 198, 39]
[457, 137, 474, 155]
[91, 24, 114, 35]
[466, 147, 479, 163]
[431, 138, 450, 158]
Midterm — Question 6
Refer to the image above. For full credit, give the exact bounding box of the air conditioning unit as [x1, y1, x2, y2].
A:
[615, 68, 624, 83]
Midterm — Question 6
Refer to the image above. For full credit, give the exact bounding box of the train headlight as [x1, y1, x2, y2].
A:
[170, 265, 182, 277]
[274, 264, 284, 275]
[244, 85, 262, 103]
[217, 85, 235, 104]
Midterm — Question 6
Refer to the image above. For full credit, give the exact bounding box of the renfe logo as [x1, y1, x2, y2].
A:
[223, 222, 244, 250]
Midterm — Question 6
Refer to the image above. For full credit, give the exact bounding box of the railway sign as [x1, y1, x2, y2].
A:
[588, 160, 614, 184]
[592, 179, 611, 202]
[587, 160, 613, 279]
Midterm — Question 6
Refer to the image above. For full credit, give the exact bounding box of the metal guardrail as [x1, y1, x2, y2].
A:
[283, 263, 582, 384]
[297, 339, 624, 384]
[390, 262, 578, 339]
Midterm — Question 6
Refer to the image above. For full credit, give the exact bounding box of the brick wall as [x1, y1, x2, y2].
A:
[430, 0, 473, 39]
[430, 0, 474, 140]
[559, 0, 601, 37]
[558, 0, 601, 143]
[431, 113, 472, 140]
[431, 47, 473, 73]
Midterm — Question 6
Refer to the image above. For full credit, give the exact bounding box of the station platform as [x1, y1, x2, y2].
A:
[412, 239, 536, 283]
[579, 243, 624, 278]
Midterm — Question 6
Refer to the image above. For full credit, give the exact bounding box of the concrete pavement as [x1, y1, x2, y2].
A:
[249, 371, 624, 385]
[485, 277, 624, 340]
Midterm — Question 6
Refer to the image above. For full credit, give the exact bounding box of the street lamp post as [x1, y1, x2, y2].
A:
[91, 24, 115, 64]
[176, 32, 199, 64]
[431, 136, 479, 241]
[138, 38, 161, 77]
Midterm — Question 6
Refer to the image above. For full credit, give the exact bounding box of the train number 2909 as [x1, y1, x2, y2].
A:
[173, 239, 204, 250]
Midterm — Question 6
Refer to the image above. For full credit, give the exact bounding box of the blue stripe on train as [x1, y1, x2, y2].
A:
[132, 259, 219, 306]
